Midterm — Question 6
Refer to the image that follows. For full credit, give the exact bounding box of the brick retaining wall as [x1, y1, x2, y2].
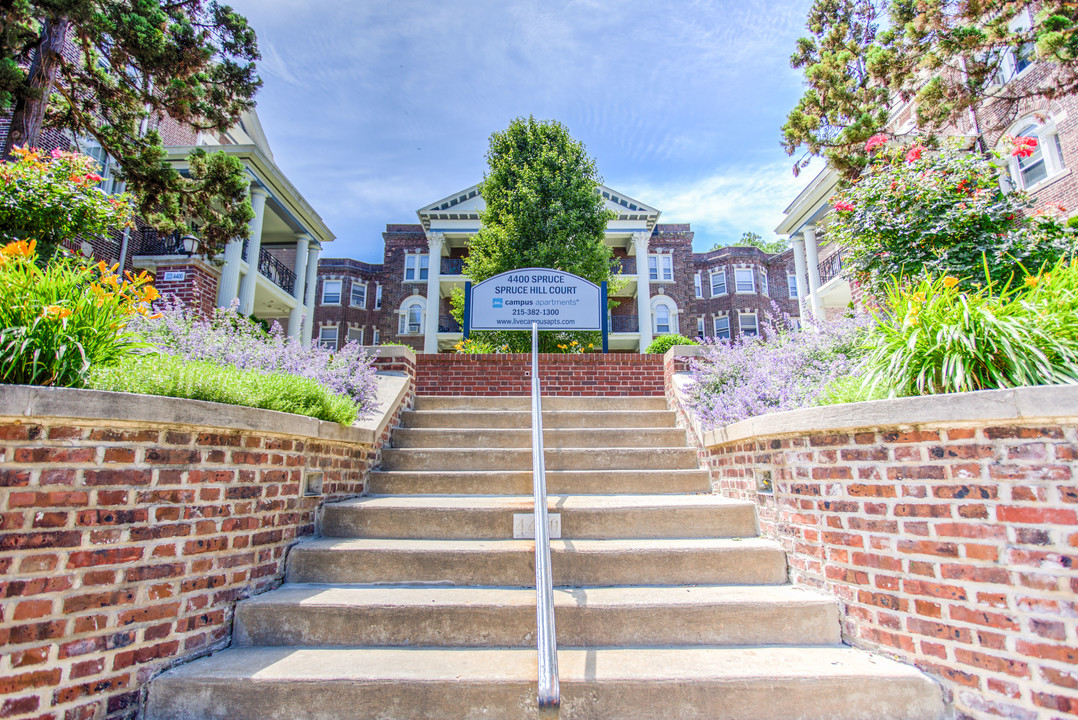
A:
[664, 350, 1078, 720]
[416, 353, 666, 396]
[0, 370, 412, 720]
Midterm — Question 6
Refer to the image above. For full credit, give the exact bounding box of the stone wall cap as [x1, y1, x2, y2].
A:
[0, 384, 384, 445]
[701, 384, 1078, 447]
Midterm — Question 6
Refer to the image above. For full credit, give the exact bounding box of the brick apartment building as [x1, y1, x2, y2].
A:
[311, 184, 803, 354]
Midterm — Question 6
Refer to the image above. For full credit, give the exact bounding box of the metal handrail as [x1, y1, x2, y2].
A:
[530, 322, 560, 718]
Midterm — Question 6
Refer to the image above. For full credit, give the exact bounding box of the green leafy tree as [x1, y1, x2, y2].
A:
[784, 0, 1078, 178]
[461, 116, 616, 352]
[711, 231, 791, 255]
[827, 140, 1075, 296]
[0, 0, 261, 254]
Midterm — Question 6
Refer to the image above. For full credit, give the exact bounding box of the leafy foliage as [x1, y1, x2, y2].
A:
[784, 0, 1078, 176]
[688, 312, 871, 428]
[861, 264, 1078, 396]
[827, 142, 1076, 296]
[131, 298, 378, 415]
[0, 0, 261, 255]
[0, 146, 134, 261]
[710, 232, 790, 255]
[645, 334, 699, 355]
[90, 355, 360, 425]
[0, 239, 154, 387]
[462, 116, 616, 353]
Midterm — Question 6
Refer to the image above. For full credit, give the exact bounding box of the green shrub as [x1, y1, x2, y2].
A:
[814, 374, 890, 405]
[646, 334, 699, 354]
[0, 240, 153, 387]
[89, 355, 360, 425]
[861, 262, 1078, 396]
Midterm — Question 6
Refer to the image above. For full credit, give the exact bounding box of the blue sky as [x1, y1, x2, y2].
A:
[229, 0, 820, 263]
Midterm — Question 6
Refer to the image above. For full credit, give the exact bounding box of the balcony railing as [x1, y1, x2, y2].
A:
[610, 315, 639, 333]
[258, 247, 296, 295]
[438, 315, 461, 333]
[134, 228, 185, 256]
[818, 250, 844, 286]
[441, 258, 464, 275]
[611, 257, 636, 275]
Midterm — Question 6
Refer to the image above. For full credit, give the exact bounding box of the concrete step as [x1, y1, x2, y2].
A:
[380, 446, 700, 472]
[368, 469, 712, 495]
[391, 427, 688, 449]
[286, 537, 787, 586]
[146, 645, 945, 720]
[401, 409, 678, 429]
[413, 395, 669, 412]
[234, 583, 839, 648]
[322, 494, 756, 539]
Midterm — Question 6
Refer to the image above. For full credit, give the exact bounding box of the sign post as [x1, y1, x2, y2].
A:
[465, 268, 607, 351]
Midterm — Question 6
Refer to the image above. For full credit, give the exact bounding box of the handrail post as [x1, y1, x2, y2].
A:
[531, 322, 560, 717]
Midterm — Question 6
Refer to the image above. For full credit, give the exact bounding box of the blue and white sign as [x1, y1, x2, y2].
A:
[467, 268, 604, 332]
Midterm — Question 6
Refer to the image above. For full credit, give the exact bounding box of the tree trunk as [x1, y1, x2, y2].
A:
[2, 17, 69, 160]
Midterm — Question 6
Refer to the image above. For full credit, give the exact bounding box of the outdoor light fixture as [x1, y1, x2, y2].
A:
[179, 234, 200, 257]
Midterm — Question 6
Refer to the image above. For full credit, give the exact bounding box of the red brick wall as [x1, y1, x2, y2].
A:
[664, 361, 1078, 720]
[150, 261, 220, 319]
[0, 403, 400, 720]
[416, 353, 665, 396]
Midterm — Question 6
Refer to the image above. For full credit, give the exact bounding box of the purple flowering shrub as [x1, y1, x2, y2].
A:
[687, 311, 871, 429]
[130, 298, 379, 418]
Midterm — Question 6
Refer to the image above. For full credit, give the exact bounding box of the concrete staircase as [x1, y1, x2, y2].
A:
[146, 395, 944, 720]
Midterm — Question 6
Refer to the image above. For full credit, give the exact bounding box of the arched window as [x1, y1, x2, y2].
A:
[397, 296, 425, 335]
[1002, 113, 1067, 191]
[650, 296, 679, 336]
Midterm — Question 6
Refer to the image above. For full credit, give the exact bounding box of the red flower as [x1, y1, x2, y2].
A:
[905, 145, 925, 163]
[834, 200, 855, 212]
[1010, 136, 1038, 158]
[85, 173, 102, 183]
[865, 134, 888, 152]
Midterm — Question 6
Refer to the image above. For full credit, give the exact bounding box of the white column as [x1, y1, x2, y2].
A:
[237, 186, 270, 316]
[423, 232, 444, 354]
[633, 231, 653, 352]
[301, 242, 321, 344]
[803, 224, 823, 319]
[791, 234, 809, 318]
[216, 239, 243, 308]
[287, 233, 311, 338]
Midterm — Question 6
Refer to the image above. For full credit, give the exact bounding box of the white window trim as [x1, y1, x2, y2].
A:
[709, 268, 727, 297]
[697, 316, 705, 338]
[374, 284, 383, 310]
[397, 295, 426, 335]
[349, 280, 367, 308]
[739, 311, 759, 337]
[321, 279, 342, 305]
[694, 272, 702, 298]
[372, 328, 380, 345]
[650, 296, 679, 336]
[713, 315, 731, 340]
[404, 253, 429, 282]
[734, 267, 756, 294]
[760, 270, 769, 298]
[787, 273, 798, 299]
[347, 326, 364, 345]
[648, 253, 673, 282]
[1002, 112, 1069, 192]
[318, 325, 339, 349]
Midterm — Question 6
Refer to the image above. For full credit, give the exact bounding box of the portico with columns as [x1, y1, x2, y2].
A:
[412, 184, 662, 353]
[134, 144, 335, 342]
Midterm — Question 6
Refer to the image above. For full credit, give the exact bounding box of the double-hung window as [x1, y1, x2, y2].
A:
[710, 269, 726, 296]
[318, 326, 338, 349]
[404, 254, 429, 281]
[374, 285, 383, 309]
[739, 312, 759, 337]
[694, 273, 702, 298]
[350, 281, 366, 308]
[654, 305, 671, 335]
[648, 254, 673, 282]
[322, 280, 342, 304]
[713, 316, 730, 340]
[347, 327, 364, 345]
[788, 274, 798, 298]
[734, 268, 756, 293]
[697, 317, 705, 337]
[399, 302, 423, 334]
[759, 271, 769, 297]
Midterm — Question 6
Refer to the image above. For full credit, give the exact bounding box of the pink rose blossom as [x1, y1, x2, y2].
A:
[864, 134, 888, 152]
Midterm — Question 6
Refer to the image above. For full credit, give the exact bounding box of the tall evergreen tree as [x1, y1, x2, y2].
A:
[783, 0, 1078, 179]
[0, 0, 261, 254]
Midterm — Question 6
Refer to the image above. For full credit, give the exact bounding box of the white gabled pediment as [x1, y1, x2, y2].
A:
[417, 182, 661, 231]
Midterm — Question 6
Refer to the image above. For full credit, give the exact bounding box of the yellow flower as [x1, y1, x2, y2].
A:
[908, 315, 920, 326]
[911, 292, 926, 303]
[1024, 275, 1039, 288]
[942, 276, 959, 289]
[558, 344, 567, 350]
[142, 285, 160, 302]
[2, 239, 36, 259]
[41, 305, 71, 320]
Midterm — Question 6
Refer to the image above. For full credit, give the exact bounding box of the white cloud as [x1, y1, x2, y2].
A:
[623, 158, 823, 248]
